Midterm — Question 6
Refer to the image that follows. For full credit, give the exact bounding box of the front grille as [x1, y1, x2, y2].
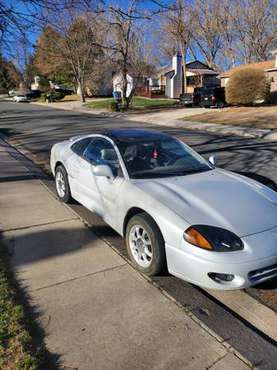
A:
[248, 263, 277, 283]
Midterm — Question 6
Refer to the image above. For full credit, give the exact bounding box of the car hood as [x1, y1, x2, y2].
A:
[134, 169, 277, 237]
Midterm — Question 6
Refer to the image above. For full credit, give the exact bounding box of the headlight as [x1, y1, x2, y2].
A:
[184, 225, 244, 252]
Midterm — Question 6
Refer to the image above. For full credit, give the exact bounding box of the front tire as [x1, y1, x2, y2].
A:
[126, 213, 166, 276]
[55, 165, 71, 203]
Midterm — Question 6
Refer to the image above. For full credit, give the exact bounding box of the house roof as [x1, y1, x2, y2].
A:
[187, 68, 218, 75]
[163, 67, 218, 79]
[220, 60, 275, 78]
[157, 65, 173, 75]
[164, 70, 174, 78]
[156, 59, 217, 77]
[186, 60, 214, 70]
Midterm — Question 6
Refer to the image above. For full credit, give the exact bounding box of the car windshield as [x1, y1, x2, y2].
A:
[117, 137, 212, 179]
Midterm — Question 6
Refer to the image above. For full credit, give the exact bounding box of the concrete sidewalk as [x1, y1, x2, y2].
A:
[0, 139, 252, 369]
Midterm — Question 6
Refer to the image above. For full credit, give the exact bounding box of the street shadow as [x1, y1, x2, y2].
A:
[0, 174, 47, 183]
[0, 127, 21, 137]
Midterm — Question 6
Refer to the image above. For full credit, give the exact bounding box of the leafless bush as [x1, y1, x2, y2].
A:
[226, 68, 270, 105]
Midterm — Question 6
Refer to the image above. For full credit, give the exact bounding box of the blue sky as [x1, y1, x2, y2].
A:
[6, 0, 202, 68]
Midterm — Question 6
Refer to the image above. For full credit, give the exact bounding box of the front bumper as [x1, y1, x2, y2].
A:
[165, 242, 277, 290]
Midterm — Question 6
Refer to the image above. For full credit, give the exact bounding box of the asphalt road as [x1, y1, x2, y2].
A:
[1, 101, 277, 368]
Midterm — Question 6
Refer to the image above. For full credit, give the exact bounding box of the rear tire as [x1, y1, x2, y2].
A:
[55, 165, 71, 203]
[126, 213, 166, 276]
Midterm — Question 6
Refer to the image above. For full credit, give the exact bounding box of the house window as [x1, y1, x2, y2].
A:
[187, 75, 202, 86]
[187, 76, 196, 86]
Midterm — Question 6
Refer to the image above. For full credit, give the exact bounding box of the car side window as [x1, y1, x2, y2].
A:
[71, 138, 91, 156]
[83, 138, 122, 177]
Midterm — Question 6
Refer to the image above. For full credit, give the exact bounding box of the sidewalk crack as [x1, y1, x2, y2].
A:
[1, 217, 78, 233]
[30, 263, 127, 292]
[206, 352, 228, 369]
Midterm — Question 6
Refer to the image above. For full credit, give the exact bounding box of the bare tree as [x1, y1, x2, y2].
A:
[216, 0, 237, 69]
[233, 0, 277, 63]
[60, 15, 104, 102]
[190, 0, 223, 68]
[0, 1, 80, 54]
[105, 0, 153, 108]
[160, 0, 193, 94]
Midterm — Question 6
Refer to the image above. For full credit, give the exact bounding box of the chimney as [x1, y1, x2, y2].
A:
[172, 52, 182, 75]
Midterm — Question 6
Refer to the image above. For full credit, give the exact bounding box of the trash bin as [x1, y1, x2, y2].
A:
[113, 91, 121, 102]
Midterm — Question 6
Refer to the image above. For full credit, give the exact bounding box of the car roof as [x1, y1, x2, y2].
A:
[103, 128, 172, 143]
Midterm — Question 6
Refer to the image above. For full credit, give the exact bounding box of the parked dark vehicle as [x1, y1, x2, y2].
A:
[43, 90, 65, 102]
[179, 92, 201, 107]
[198, 87, 226, 108]
[26, 90, 41, 99]
[55, 88, 74, 95]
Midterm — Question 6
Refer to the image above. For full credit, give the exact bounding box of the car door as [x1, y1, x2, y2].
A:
[66, 137, 91, 197]
[82, 137, 126, 230]
[68, 138, 103, 215]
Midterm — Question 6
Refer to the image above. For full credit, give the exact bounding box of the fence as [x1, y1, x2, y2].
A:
[136, 85, 166, 98]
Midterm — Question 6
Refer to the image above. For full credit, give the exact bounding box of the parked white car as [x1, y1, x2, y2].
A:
[13, 94, 28, 102]
[50, 129, 277, 290]
[9, 89, 17, 96]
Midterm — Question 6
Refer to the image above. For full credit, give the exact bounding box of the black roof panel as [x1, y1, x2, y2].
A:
[104, 128, 172, 142]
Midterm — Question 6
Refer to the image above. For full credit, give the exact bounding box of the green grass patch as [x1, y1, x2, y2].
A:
[0, 242, 48, 369]
[85, 98, 114, 109]
[131, 96, 177, 108]
[85, 96, 177, 110]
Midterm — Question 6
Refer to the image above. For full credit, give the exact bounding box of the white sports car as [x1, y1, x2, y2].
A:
[50, 129, 277, 290]
[13, 94, 29, 103]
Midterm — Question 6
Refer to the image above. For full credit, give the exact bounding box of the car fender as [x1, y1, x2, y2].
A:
[121, 182, 189, 249]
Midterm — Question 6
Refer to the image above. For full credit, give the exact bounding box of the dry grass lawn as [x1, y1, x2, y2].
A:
[184, 105, 277, 130]
[61, 94, 80, 102]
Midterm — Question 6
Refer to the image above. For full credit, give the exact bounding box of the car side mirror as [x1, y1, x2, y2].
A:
[93, 164, 114, 180]
[208, 155, 217, 166]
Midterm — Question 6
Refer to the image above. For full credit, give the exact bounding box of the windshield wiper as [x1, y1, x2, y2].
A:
[181, 167, 211, 175]
[131, 167, 211, 179]
[132, 172, 172, 179]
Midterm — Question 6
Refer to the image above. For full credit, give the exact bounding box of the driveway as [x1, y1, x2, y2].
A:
[127, 106, 211, 123]
[0, 101, 277, 368]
